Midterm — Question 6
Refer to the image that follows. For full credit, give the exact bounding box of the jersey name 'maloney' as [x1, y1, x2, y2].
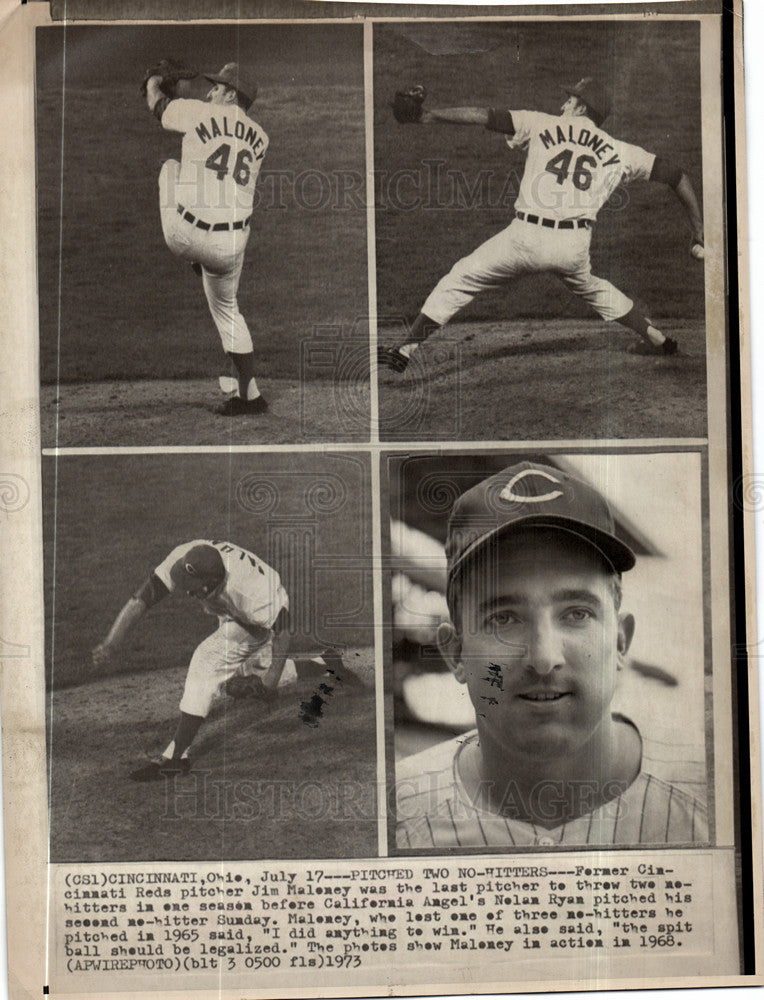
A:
[538, 123, 621, 167]
[195, 115, 266, 160]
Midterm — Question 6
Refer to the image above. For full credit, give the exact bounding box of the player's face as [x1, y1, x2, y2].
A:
[183, 576, 220, 599]
[206, 83, 234, 105]
[560, 94, 585, 117]
[442, 529, 632, 762]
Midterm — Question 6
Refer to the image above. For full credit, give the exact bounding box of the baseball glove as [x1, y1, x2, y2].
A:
[391, 85, 427, 124]
[225, 674, 278, 708]
[140, 58, 198, 98]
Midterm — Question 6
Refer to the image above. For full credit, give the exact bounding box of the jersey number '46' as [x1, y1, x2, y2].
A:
[545, 150, 597, 191]
[205, 143, 253, 186]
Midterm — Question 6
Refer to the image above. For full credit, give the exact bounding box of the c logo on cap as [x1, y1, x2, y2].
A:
[500, 469, 564, 504]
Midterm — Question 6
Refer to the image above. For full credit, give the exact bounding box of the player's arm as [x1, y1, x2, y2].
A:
[260, 629, 292, 692]
[92, 574, 169, 667]
[650, 157, 704, 246]
[423, 107, 519, 140]
[420, 106, 492, 126]
[252, 607, 290, 691]
[144, 76, 170, 117]
[392, 88, 513, 132]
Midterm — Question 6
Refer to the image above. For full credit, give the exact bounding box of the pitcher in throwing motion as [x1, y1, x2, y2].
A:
[145, 61, 269, 415]
[380, 78, 704, 371]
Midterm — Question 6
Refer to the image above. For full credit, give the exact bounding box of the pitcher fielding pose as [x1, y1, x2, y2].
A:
[93, 539, 341, 781]
[380, 78, 705, 371]
[143, 60, 269, 415]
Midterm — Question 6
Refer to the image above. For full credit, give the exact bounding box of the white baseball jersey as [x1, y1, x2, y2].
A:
[396, 717, 708, 849]
[507, 110, 655, 222]
[161, 99, 269, 225]
[155, 539, 286, 629]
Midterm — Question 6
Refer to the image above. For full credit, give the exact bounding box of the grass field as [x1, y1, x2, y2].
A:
[49, 652, 377, 862]
[36, 25, 368, 445]
[377, 317, 707, 440]
[40, 365, 370, 445]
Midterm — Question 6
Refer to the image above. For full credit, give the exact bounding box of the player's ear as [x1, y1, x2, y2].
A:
[617, 613, 635, 662]
[437, 621, 466, 683]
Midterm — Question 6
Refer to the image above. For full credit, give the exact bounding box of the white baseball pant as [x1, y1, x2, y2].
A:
[179, 615, 294, 718]
[421, 219, 633, 327]
[159, 159, 254, 354]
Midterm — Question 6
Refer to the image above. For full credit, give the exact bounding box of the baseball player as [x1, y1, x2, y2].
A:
[92, 539, 340, 781]
[143, 61, 269, 415]
[379, 78, 705, 371]
[395, 461, 708, 848]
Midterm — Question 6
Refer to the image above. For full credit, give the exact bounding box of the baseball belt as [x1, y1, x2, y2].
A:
[177, 204, 251, 232]
[516, 210, 592, 230]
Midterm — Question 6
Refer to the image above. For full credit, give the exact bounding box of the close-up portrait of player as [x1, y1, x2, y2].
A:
[392, 454, 709, 850]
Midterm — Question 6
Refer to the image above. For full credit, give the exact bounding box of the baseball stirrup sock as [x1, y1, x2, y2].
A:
[229, 351, 260, 400]
[618, 307, 664, 345]
[406, 311, 439, 344]
[162, 741, 191, 761]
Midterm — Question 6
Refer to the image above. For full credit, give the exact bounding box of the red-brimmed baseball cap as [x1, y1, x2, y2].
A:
[562, 77, 611, 123]
[170, 544, 226, 589]
[445, 461, 635, 608]
[204, 62, 257, 108]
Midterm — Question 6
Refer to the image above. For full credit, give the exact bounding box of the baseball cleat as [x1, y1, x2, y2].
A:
[217, 395, 269, 416]
[377, 346, 409, 373]
[128, 757, 191, 782]
[628, 337, 678, 356]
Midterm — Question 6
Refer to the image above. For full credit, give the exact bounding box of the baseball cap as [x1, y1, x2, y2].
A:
[445, 461, 635, 608]
[204, 62, 257, 108]
[562, 77, 611, 124]
[170, 544, 226, 591]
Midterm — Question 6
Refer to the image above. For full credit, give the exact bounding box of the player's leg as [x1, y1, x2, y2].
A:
[559, 240, 677, 354]
[161, 712, 204, 763]
[563, 271, 677, 354]
[128, 623, 264, 780]
[377, 312, 440, 371]
[292, 647, 360, 684]
[127, 710, 202, 781]
[200, 246, 267, 413]
[260, 628, 292, 693]
[379, 223, 530, 370]
[181, 620, 270, 713]
[245, 605, 290, 694]
[615, 306, 678, 355]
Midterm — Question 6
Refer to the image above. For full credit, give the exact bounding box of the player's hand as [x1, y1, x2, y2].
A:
[689, 240, 705, 261]
[92, 641, 114, 668]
